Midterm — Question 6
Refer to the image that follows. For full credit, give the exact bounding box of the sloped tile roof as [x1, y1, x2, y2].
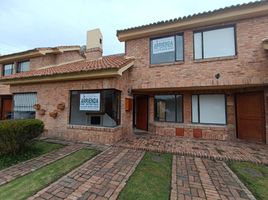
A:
[0, 54, 134, 80]
[0, 45, 81, 59]
[117, 0, 266, 34]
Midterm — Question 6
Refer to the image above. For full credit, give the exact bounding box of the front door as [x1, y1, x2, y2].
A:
[1, 98, 12, 120]
[135, 96, 148, 131]
[236, 92, 266, 143]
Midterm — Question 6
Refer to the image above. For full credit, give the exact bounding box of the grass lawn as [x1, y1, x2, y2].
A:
[228, 161, 268, 200]
[118, 152, 172, 200]
[0, 141, 63, 170]
[0, 148, 99, 200]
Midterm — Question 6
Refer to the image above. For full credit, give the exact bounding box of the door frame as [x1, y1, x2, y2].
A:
[0, 95, 13, 120]
[133, 95, 149, 131]
[235, 91, 266, 143]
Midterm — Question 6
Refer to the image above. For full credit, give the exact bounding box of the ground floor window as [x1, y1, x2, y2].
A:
[13, 93, 37, 119]
[154, 95, 183, 122]
[192, 94, 226, 124]
[69, 89, 121, 127]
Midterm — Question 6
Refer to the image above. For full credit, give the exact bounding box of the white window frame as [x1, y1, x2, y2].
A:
[193, 25, 236, 60]
[191, 94, 227, 125]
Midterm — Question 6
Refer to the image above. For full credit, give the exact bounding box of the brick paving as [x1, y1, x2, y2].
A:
[29, 147, 144, 200]
[171, 155, 256, 200]
[0, 144, 86, 186]
[116, 134, 268, 164]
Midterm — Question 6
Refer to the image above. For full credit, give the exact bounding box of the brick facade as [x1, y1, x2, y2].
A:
[30, 51, 83, 70]
[10, 71, 132, 144]
[2, 11, 268, 144]
[125, 15, 268, 142]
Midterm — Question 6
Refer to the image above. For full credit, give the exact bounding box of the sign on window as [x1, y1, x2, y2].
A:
[80, 93, 100, 111]
[152, 36, 175, 54]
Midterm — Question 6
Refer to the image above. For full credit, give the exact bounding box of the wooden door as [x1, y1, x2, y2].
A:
[136, 96, 148, 131]
[236, 92, 265, 143]
[1, 98, 12, 120]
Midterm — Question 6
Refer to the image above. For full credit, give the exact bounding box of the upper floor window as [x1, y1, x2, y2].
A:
[150, 34, 184, 64]
[17, 60, 30, 73]
[194, 26, 236, 59]
[3, 63, 13, 76]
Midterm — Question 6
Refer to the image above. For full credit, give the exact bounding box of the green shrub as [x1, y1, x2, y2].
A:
[0, 119, 44, 155]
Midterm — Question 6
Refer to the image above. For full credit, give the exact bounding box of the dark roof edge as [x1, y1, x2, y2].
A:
[117, 0, 267, 35]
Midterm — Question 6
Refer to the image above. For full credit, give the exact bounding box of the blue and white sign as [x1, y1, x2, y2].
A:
[152, 36, 175, 54]
[80, 93, 100, 111]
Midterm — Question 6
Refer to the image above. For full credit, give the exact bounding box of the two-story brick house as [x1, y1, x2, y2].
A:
[0, 46, 83, 120]
[0, 1, 268, 144]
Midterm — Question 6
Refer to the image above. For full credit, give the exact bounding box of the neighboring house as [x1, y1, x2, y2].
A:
[0, 1, 268, 144]
[0, 46, 83, 119]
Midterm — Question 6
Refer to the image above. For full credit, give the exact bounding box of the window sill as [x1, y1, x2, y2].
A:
[152, 122, 227, 129]
[194, 55, 237, 63]
[150, 61, 184, 68]
[67, 124, 122, 132]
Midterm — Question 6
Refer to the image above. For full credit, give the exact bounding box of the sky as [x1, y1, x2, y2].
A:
[0, 0, 254, 56]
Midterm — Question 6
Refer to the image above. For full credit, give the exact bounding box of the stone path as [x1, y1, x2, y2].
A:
[117, 134, 268, 164]
[29, 147, 144, 200]
[0, 144, 86, 186]
[171, 155, 256, 200]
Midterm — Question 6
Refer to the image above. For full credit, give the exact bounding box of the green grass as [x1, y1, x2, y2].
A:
[0, 148, 99, 200]
[118, 152, 172, 200]
[228, 161, 268, 200]
[0, 141, 63, 170]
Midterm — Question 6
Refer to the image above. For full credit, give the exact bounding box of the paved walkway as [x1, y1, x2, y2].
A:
[116, 134, 268, 164]
[29, 147, 144, 200]
[171, 155, 256, 200]
[0, 144, 86, 186]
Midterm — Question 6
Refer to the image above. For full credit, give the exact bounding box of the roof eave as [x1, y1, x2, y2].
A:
[117, 2, 268, 41]
[0, 51, 45, 63]
[0, 47, 81, 63]
[0, 61, 134, 85]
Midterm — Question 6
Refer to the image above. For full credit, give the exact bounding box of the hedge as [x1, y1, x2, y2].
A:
[0, 119, 44, 155]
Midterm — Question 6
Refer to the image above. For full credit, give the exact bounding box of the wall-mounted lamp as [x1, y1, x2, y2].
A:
[215, 73, 221, 79]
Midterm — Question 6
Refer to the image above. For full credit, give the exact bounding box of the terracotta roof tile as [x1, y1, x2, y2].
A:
[0, 54, 134, 80]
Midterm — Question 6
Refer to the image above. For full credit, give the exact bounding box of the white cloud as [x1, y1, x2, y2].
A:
[0, 0, 253, 55]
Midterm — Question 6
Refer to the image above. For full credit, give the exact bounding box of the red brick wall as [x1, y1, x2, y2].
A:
[126, 15, 268, 142]
[147, 92, 235, 141]
[0, 85, 11, 95]
[126, 16, 268, 90]
[30, 51, 83, 70]
[10, 72, 132, 144]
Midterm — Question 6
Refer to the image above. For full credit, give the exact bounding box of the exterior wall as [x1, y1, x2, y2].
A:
[10, 71, 132, 144]
[126, 15, 268, 90]
[0, 85, 11, 95]
[147, 92, 236, 141]
[30, 50, 83, 70]
[126, 15, 268, 142]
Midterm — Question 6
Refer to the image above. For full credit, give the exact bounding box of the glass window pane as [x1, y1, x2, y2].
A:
[194, 32, 202, 59]
[175, 35, 183, 61]
[17, 61, 30, 73]
[191, 95, 199, 123]
[176, 95, 183, 122]
[13, 93, 37, 119]
[150, 36, 175, 64]
[155, 95, 175, 122]
[203, 27, 235, 58]
[199, 94, 226, 124]
[3, 64, 13, 76]
[70, 90, 120, 127]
